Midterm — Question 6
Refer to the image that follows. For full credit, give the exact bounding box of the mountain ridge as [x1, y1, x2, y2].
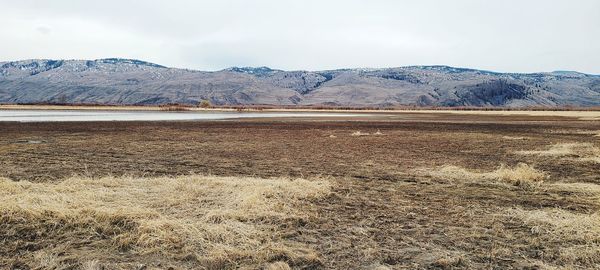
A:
[4, 58, 599, 76]
[1, 58, 600, 107]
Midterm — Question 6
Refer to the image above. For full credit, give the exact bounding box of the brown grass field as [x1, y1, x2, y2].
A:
[1, 111, 600, 269]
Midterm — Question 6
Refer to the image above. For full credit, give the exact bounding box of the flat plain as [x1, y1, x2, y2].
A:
[1, 111, 600, 269]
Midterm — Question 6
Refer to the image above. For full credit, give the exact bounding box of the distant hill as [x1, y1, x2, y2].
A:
[1, 58, 600, 107]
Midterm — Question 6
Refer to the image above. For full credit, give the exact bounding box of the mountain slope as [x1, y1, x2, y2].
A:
[1, 59, 599, 107]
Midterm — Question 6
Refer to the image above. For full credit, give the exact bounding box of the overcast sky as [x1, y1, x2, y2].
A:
[1, 0, 599, 73]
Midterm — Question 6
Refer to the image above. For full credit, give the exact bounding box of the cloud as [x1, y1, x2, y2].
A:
[35, 26, 51, 35]
[0, 0, 599, 74]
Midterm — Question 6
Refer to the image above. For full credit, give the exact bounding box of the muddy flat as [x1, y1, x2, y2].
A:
[1, 112, 600, 269]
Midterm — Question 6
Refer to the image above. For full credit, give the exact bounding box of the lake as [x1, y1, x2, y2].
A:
[0, 110, 370, 122]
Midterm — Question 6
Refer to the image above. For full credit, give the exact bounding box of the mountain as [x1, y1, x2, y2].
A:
[1, 58, 600, 107]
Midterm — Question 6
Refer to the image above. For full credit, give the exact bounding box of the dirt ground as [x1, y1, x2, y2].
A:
[1, 112, 600, 269]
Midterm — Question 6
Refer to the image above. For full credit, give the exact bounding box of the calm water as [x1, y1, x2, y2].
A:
[0, 110, 370, 122]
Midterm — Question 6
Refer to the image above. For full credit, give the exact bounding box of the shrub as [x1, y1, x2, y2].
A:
[199, 100, 212, 108]
[158, 104, 191, 111]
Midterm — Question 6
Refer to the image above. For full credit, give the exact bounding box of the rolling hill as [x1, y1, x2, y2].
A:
[1, 58, 600, 107]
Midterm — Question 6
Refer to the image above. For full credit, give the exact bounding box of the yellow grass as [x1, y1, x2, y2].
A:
[548, 182, 600, 196]
[516, 142, 596, 156]
[424, 163, 547, 188]
[508, 208, 600, 241]
[350, 130, 384, 136]
[351, 131, 370, 136]
[581, 156, 600, 163]
[410, 110, 600, 120]
[264, 108, 600, 120]
[502, 136, 527, 140]
[574, 130, 600, 136]
[517, 142, 600, 163]
[0, 175, 331, 269]
[544, 129, 600, 135]
[507, 207, 600, 264]
[264, 261, 292, 270]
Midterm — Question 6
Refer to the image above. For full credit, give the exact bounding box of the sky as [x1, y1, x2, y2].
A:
[1, 0, 599, 73]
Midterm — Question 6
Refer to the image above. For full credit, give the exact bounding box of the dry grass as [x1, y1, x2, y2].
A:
[544, 129, 600, 135]
[350, 130, 384, 136]
[424, 163, 547, 188]
[264, 261, 292, 270]
[4, 115, 600, 268]
[516, 142, 597, 156]
[408, 110, 600, 120]
[502, 136, 526, 140]
[507, 207, 600, 265]
[158, 104, 192, 111]
[508, 208, 600, 241]
[4, 104, 600, 121]
[580, 156, 600, 163]
[422, 162, 600, 268]
[517, 142, 600, 163]
[351, 131, 370, 136]
[0, 175, 331, 269]
[548, 182, 600, 196]
[576, 130, 600, 136]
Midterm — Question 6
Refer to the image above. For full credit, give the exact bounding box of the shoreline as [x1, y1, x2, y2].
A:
[2, 104, 600, 120]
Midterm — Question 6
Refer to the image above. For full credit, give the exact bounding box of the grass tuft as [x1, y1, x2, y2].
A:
[517, 142, 600, 163]
[502, 136, 526, 140]
[507, 207, 600, 264]
[264, 261, 292, 270]
[425, 163, 547, 188]
[351, 131, 370, 136]
[0, 175, 330, 269]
